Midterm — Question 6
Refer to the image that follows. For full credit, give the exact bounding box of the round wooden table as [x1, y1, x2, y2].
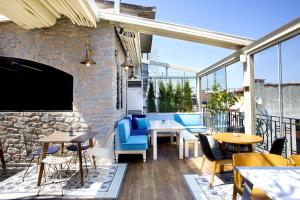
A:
[212, 132, 263, 153]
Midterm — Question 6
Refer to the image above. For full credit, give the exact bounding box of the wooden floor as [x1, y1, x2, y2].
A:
[117, 138, 232, 200]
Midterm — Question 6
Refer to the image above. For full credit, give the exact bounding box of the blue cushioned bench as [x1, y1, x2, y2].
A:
[115, 118, 148, 162]
[174, 113, 207, 134]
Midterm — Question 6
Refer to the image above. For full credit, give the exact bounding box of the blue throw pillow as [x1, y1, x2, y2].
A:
[136, 118, 149, 129]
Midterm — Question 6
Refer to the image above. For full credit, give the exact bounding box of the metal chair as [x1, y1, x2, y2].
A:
[22, 128, 60, 181]
[37, 155, 73, 196]
[198, 133, 232, 187]
[269, 137, 285, 155]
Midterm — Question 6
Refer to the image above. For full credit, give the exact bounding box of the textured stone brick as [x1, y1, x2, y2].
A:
[0, 19, 127, 163]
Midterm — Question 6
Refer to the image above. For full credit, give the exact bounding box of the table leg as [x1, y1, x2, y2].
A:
[220, 142, 226, 150]
[89, 139, 96, 169]
[60, 143, 64, 169]
[37, 142, 49, 186]
[237, 144, 240, 153]
[179, 130, 183, 159]
[151, 130, 153, 145]
[77, 143, 84, 186]
[60, 143, 64, 155]
[247, 144, 253, 152]
[153, 130, 157, 160]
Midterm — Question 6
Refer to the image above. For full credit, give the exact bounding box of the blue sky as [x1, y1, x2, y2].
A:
[122, 0, 300, 72]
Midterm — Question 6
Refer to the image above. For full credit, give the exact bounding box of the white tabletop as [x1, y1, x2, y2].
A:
[149, 120, 185, 130]
[236, 166, 300, 200]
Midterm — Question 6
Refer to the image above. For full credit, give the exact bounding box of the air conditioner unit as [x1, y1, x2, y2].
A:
[127, 79, 143, 115]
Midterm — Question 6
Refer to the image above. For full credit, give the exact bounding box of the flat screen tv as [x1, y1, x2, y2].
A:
[0, 56, 73, 111]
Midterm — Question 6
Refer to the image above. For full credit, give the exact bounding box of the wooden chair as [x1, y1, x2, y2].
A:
[198, 133, 232, 187]
[288, 154, 300, 166]
[0, 138, 6, 169]
[233, 152, 288, 200]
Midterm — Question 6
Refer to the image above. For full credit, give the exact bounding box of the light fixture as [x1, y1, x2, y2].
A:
[80, 40, 96, 66]
[128, 67, 137, 79]
[121, 51, 134, 70]
[239, 54, 247, 63]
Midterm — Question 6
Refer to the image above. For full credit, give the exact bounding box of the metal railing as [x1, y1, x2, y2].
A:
[256, 114, 300, 157]
[203, 111, 300, 157]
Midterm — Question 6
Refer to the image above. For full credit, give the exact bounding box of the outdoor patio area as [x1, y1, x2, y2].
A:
[0, 0, 300, 200]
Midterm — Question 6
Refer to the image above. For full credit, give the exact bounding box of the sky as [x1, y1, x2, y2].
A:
[121, 0, 300, 72]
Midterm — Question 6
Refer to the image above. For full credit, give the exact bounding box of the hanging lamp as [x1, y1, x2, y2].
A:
[80, 40, 96, 66]
[121, 51, 134, 70]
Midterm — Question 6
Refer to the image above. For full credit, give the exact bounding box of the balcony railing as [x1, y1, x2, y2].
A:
[256, 114, 300, 157]
[203, 111, 300, 157]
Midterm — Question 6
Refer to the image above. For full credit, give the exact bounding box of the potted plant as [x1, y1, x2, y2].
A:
[206, 81, 238, 134]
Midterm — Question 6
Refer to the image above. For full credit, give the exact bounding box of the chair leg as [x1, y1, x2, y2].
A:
[22, 156, 35, 182]
[232, 185, 238, 200]
[83, 151, 88, 174]
[210, 161, 217, 187]
[185, 141, 189, 158]
[200, 156, 205, 172]
[143, 152, 146, 162]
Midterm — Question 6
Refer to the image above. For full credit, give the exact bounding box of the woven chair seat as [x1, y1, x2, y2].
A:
[42, 155, 73, 165]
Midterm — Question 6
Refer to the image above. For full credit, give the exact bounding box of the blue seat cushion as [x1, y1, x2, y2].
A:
[32, 146, 60, 156]
[136, 117, 150, 129]
[174, 114, 202, 126]
[66, 144, 89, 151]
[118, 119, 131, 143]
[132, 115, 146, 130]
[116, 135, 148, 151]
[131, 129, 148, 136]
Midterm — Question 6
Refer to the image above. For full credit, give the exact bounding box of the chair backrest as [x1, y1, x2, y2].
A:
[117, 119, 131, 143]
[269, 137, 285, 155]
[198, 134, 215, 161]
[288, 155, 300, 166]
[233, 152, 288, 189]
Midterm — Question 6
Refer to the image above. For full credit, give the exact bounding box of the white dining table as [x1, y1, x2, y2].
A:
[235, 166, 300, 200]
[149, 120, 186, 160]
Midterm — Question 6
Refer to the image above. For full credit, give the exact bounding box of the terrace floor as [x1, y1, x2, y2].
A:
[117, 138, 233, 200]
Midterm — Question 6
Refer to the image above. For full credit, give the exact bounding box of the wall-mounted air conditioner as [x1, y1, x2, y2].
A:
[127, 79, 143, 115]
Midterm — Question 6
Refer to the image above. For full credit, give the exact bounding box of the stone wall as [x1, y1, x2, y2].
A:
[0, 112, 86, 163]
[0, 18, 127, 163]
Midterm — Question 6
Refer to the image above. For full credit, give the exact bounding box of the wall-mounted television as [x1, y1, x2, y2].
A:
[0, 56, 73, 111]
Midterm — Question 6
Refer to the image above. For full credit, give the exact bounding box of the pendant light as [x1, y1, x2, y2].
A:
[80, 40, 96, 66]
[121, 51, 134, 70]
[128, 67, 137, 79]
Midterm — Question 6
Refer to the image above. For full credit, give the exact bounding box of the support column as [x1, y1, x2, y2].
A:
[196, 77, 201, 112]
[243, 55, 256, 135]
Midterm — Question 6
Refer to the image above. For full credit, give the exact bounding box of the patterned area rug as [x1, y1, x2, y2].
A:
[184, 172, 241, 200]
[0, 163, 127, 199]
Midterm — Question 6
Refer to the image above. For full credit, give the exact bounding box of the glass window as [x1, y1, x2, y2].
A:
[281, 35, 300, 119]
[226, 62, 243, 91]
[215, 68, 226, 89]
[254, 45, 279, 117]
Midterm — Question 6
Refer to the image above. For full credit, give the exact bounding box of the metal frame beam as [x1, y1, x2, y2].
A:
[97, 11, 253, 50]
[197, 17, 300, 77]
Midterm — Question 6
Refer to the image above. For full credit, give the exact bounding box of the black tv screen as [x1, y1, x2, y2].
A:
[0, 57, 73, 111]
